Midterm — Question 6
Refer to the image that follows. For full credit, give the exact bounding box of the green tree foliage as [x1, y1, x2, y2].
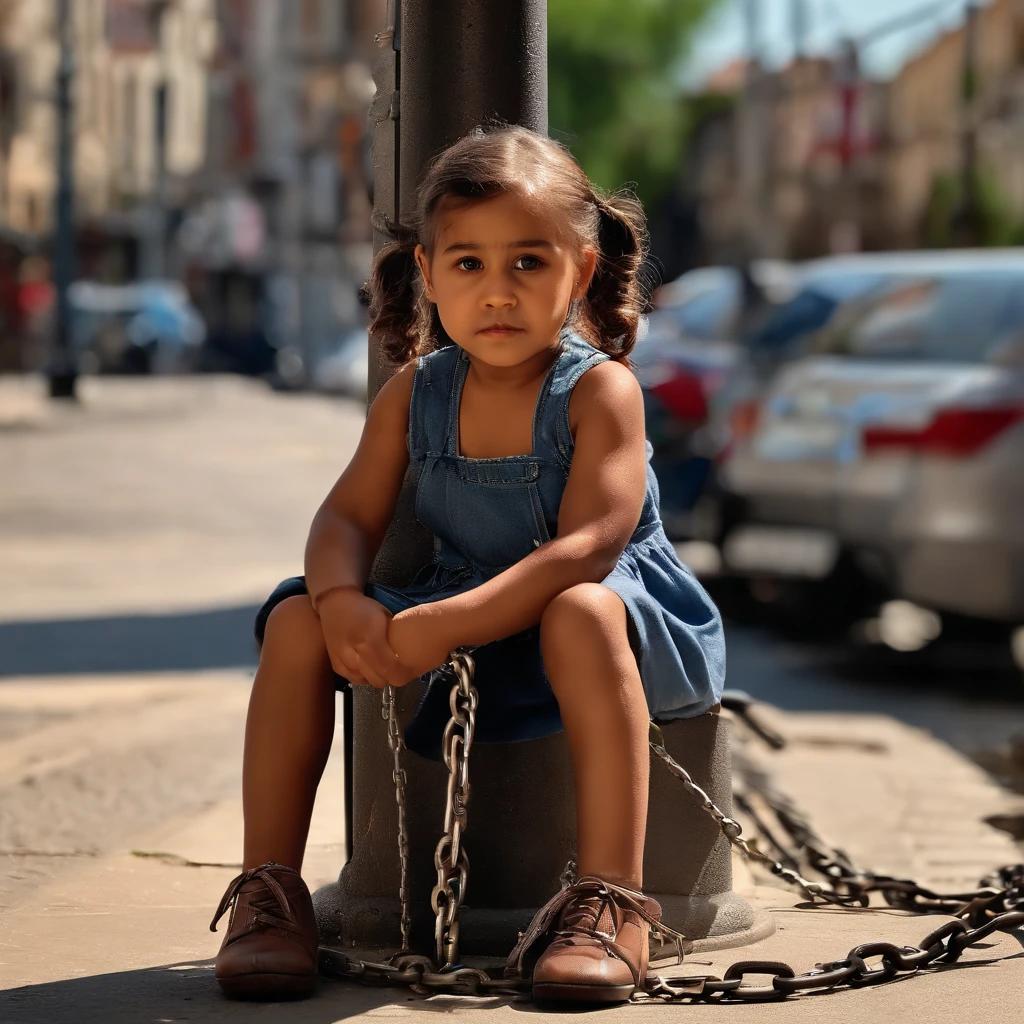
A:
[548, 0, 720, 205]
[923, 170, 1024, 249]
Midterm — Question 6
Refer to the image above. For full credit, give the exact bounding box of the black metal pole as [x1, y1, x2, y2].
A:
[367, 0, 547, 586]
[957, 1, 980, 246]
[344, 0, 548, 865]
[331, 0, 546, 929]
[397, 0, 547, 227]
[49, 0, 77, 400]
[367, 0, 547, 407]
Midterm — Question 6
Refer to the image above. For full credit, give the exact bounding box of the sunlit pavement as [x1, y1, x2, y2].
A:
[1, 374, 1023, 1022]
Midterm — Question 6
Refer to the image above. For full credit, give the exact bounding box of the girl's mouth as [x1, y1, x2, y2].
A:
[479, 325, 525, 335]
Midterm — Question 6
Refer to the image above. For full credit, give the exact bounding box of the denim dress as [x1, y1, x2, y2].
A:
[256, 330, 726, 759]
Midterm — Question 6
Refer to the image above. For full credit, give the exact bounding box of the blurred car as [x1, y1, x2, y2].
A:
[636, 261, 795, 536]
[718, 250, 1024, 628]
[312, 328, 369, 399]
[695, 257, 925, 541]
[70, 281, 206, 374]
[641, 257, 887, 540]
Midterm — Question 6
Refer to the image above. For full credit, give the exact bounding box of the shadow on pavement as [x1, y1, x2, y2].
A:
[0, 605, 262, 677]
[0, 962, 408, 1024]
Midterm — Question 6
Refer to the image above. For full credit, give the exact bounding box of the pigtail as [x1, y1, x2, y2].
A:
[580, 192, 648, 362]
[365, 243, 421, 366]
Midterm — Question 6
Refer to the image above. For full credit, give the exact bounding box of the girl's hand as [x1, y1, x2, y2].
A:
[316, 587, 407, 689]
[387, 607, 455, 682]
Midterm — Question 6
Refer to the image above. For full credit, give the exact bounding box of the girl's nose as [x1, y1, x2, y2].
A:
[480, 272, 517, 309]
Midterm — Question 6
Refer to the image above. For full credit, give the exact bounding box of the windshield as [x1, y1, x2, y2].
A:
[745, 271, 887, 354]
[811, 271, 1024, 363]
[661, 278, 740, 340]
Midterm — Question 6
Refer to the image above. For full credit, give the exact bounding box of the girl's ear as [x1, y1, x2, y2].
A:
[575, 247, 598, 301]
[414, 244, 436, 302]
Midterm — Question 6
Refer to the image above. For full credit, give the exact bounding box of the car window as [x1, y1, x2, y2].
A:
[813, 272, 1024, 362]
[667, 280, 739, 340]
[744, 272, 886, 354]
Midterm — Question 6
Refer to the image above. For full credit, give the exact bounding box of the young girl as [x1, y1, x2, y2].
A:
[209, 126, 726, 1004]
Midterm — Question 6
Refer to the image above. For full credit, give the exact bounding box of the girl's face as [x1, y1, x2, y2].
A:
[415, 192, 596, 368]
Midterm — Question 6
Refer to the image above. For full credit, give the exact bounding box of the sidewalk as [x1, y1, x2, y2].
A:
[2, 703, 1021, 1024]
[1, 375, 1022, 1022]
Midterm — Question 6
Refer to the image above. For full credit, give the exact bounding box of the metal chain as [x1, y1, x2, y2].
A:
[639, 715, 1024, 1001]
[637, 906, 1024, 1002]
[730, 743, 1020, 914]
[382, 686, 411, 952]
[333, 683, 1024, 1004]
[431, 650, 477, 970]
[382, 652, 478, 971]
[648, 722, 861, 907]
[319, 947, 531, 997]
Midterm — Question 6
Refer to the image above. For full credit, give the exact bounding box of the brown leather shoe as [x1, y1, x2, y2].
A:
[505, 876, 668, 1004]
[210, 862, 319, 999]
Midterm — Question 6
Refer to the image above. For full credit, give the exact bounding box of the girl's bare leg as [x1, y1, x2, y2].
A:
[242, 595, 336, 871]
[540, 583, 650, 889]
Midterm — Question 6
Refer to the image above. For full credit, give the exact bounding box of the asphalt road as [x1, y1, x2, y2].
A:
[2, 374, 1022, 910]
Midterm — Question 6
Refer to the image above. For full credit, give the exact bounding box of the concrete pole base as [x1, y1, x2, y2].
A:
[314, 686, 772, 957]
[314, 890, 772, 959]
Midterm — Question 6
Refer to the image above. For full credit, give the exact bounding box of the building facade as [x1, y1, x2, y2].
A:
[0, 0, 216, 239]
[688, 0, 1024, 261]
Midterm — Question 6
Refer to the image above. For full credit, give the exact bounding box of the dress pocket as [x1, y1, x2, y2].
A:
[444, 472, 551, 570]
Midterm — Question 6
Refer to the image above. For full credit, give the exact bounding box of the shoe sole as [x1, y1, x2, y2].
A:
[533, 981, 635, 1004]
[217, 972, 317, 1000]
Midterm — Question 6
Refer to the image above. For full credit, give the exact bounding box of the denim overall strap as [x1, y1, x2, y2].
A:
[443, 349, 472, 457]
[408, 345, 462, 460]
[534, 331, 609, 471]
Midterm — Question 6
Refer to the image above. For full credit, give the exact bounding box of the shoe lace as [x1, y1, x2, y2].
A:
[505, 875, 689, 978]
[209, 861, 299, 933]
[559, 894, 607, 934]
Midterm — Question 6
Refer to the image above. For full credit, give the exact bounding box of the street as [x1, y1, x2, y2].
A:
[2, 374, 1023, 913]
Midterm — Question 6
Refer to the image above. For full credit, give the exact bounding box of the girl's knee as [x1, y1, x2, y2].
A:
[263, 594, 325, 657]
[540, 583, 625, 657]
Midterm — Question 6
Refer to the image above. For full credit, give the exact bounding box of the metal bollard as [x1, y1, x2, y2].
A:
[313, 682, 771, 956]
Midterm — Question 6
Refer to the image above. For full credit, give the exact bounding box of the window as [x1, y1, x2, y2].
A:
[815, 271, 1024, 363]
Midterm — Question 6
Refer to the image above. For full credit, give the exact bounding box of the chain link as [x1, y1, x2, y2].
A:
[431, 651, 477, 970]
[638, 715, 1024, 1001]
[382, 686, 411, 952]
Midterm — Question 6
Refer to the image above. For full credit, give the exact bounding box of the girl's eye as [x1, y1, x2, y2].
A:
[456, 257, 482, 272]
[514, 255, 543, 271]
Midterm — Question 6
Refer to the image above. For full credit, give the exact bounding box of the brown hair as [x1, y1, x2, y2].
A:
[365, 126, 650, 365]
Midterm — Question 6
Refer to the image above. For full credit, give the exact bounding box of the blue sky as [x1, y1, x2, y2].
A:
[682, 0, 983, 86]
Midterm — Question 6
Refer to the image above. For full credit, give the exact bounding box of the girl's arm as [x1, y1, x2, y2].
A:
[304, 364, 414, 604]
[305, 365, 415, 689]
[391, 361, 646, 666]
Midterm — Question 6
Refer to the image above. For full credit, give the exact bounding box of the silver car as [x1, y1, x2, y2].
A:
[719, 251, 1024, 626]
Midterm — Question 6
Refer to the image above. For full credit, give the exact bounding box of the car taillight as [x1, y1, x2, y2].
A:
[862, 406, 1024, 456]
[651, 371, 708, 423]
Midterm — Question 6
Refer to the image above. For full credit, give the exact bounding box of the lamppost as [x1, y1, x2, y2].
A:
[49, 0, 77, 399]
[142, 0, 172, 280]
[826, 0, 965, 252]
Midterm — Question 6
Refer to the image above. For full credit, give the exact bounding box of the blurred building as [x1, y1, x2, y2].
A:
[183, 0, 385, 376]
[0, 0, 387, 376]
[688, 0, 1024, 261]
[0, 0, 216, 271]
